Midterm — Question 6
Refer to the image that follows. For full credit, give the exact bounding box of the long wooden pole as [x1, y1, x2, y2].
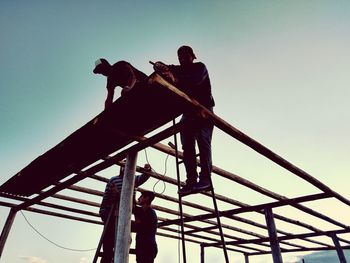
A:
[115, 151, 138, 263]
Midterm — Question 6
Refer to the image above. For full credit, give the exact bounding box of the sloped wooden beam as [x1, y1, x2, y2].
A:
[151, 74, 350, 207]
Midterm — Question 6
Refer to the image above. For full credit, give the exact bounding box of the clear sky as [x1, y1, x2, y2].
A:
[1, 1, 350, 263]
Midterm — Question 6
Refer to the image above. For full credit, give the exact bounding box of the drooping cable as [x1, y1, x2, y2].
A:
[20, 211, 96, 252]
[143, 149, 168, 195]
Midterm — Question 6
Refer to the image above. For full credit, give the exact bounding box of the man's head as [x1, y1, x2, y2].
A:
[177, 45, 196, 66]
[93, 58, 111, 76]
[137, 190, 155, 206]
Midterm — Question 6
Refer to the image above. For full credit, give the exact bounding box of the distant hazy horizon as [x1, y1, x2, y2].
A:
[295, 250, 350, 262]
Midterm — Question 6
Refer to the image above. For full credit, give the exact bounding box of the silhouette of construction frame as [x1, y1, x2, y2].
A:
[1, 74, 349, 263]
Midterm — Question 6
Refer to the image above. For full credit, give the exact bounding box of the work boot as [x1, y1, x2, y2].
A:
[178, 181, 196, 195]
[194, 179, 211, 192]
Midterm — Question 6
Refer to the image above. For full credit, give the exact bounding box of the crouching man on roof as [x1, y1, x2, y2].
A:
[93, 59, 148, 109]
[133, 190, 158, 263]
[99, 163, 152, 263]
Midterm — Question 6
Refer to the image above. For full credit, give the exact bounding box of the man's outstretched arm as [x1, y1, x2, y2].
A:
[105, 82, 114, 109]
[135, 164, 152, 187]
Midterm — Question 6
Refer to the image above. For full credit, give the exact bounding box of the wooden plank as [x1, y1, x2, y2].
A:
[0, 74, 185, 196]
[12, 122, 183, 212]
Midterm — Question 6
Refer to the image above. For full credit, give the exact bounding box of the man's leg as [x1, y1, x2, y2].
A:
[195, 118, 214, 191]
[179, 123, 198, 194]
[101, 217, 116, 263]
[136, 250, 157, 263]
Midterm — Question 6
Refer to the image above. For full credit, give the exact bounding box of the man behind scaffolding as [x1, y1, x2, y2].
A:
[134, 190, 158, 263]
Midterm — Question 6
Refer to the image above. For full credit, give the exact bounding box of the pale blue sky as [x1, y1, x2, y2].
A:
[1, 1, 350, 262]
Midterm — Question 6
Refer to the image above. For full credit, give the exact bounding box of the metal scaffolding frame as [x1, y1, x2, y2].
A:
[1, 74, 349, 263]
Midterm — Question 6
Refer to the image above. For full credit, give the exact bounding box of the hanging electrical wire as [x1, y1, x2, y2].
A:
[143, 149, 169, 194]
[20, 211, 96, 252]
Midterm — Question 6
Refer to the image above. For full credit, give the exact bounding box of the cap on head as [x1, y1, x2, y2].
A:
[177, 45, 197, 59]
[93, 58, 111, 75]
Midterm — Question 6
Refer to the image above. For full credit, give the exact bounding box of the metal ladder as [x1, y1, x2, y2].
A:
[171, 120, 229, 263]
[92, 204, 136, 263]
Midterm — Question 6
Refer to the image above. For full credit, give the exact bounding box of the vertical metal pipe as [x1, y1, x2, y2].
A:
[172, 119, 187, 263]
[331, 233, 347, 263]
[264, 208, 283, 263]
[0, 208, 17, 258]
[115, 151, 138, 263]
[210, 183, 229, 262]
[200, 244, 205, 263]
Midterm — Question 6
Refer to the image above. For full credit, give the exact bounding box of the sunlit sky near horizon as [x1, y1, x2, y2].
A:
[1, 1, 350, 262]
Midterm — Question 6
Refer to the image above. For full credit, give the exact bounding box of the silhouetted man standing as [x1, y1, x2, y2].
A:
[154, 45, 215, 195]
[134, 191, 158, 263]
